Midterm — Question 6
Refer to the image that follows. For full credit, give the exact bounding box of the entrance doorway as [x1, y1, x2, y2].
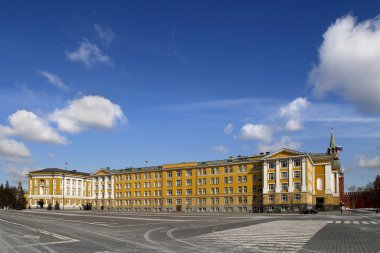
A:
[316, 197, 324, 211]
[176, 205, 182, 212]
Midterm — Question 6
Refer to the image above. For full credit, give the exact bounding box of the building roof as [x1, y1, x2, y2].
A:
[29, 168, 90, 176]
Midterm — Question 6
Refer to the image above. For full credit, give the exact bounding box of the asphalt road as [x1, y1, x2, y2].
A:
[0, 209, 379, 253]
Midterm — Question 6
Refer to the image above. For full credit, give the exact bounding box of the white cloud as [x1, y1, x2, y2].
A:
[66, 40, 111, 68]
[0, 136, 31, 162]
[3, 110, 66, 144]
[4, 167, 29, 184]
[238, 123, 273, 142]
[38, 71, 69, 91]
[258, 136, 301, 152]
[50, 95, 126, 133]
[213, 145, 229, 154]
[309, 14, 380, 113]
[224, 123, 234, 135]
[357, 155, 380, 169]
[280, 97, 309, 131]
[94, 24, 115, 45]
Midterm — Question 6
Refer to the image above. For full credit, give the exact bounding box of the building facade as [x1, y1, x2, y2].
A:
[27, 132, 344, 212]
[27, 168, 93, 209]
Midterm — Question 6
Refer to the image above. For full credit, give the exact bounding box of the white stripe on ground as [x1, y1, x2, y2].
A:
[193, 220, 328, 252]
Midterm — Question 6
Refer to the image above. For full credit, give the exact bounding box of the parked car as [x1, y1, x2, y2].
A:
[300, 209, 318, 214]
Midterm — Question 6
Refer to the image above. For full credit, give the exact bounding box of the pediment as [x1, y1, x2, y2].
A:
[91, 168, 112, 176]
[262, 148, 305, 160]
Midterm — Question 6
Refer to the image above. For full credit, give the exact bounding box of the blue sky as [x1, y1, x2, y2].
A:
[0, 1, 380, 189]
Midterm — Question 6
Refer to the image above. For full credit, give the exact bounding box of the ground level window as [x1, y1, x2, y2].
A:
[281, 206, 287, 212]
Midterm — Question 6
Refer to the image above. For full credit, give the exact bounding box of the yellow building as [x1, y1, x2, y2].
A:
[27, 131, 344, 212]
[27, 168, 93, 209]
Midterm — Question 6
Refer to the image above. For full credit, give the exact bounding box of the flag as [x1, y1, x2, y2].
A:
[336, 146, 343, 151]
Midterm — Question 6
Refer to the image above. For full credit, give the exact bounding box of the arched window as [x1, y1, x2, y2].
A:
[317, 178, 323, 191]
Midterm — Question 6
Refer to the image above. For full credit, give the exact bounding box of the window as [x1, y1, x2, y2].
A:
[269, 162, 275, 169]
[176, 189, 182, 196]
[294, 194, 301, 201]
[238, 176, 242, 183]
[243, 186, 247, 193]
[215, 188, 219, 194]
[198, 169, 206, 175]
[177, 171, 182, 177]
[215, 178, 219, 184]
[281, 194, 288, 202]
[281, 160, 288, 168]
[224, 177, 228, 184]
[186, 170, 192, 177]
[229, 177, 233, 184]
[210, 178, 215, 184]
[176, 199, 182, 205]
[186, 199, 191, 205]
[215, 168, 219, 174]
[238, 186, 242, 193]
[229, 187, 233, 194]
[167, 181, 172, 187]
[294, 171, 301, 178]
[269, 184, 275, 191]
[167, 190, 172, 196]
[186, 179, 192, 186]
[268, 173, 275, 180]
[186, 189, 192, 195]
[281, 172, 288, 179]
[211, 188, 215, 194]
[198, 178, 202, 185]
[224, 187, 228, 194]
[294, 182, 301, 190]
[167, 172, 172, 178]
[202, 188, 206, 194]
[243, 176, 247, 183]
[238, 166, 242, 172]
[167, 199, 172, 205]
[294, 159, 301, 167]
[281, 183, 288, 191]
[176, 180, 182, 187]
[203, 178, 206, 185]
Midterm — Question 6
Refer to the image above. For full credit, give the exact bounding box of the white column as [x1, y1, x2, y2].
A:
[325, 164, 332, 194]
[301, 157, 307, 192]
[111, 176, 115, 199]
[333, 173, 339, 196]
[82, 180, 85, 197]
[288, 159, 293, 192]
[275, 160, 281, 193]
[92, 179, 96, 199]
[105, 176, 109, 199]
[69, 178, 73, 197]
[263, 161, 268, 193]
[76, 179, 79, 197]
